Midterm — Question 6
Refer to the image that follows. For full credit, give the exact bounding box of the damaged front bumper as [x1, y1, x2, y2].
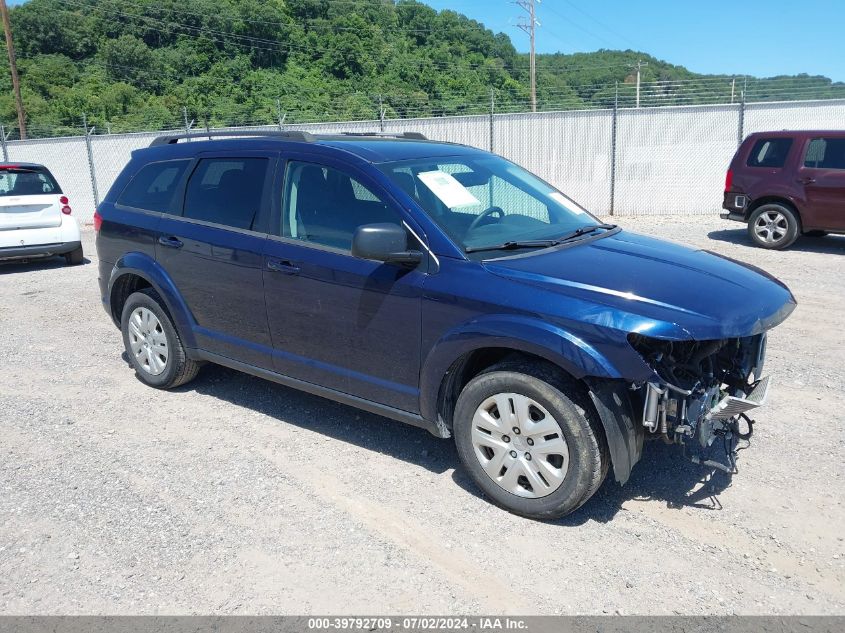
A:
[629, 332, 770, 474]
[641, 373, 769, 473]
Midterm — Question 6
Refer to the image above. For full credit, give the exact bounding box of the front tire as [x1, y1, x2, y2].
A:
[64, 246, 83, 265]
[453, 362, 607, 520]
[121, 288, 199, 389]
[748, 204, 799, 250]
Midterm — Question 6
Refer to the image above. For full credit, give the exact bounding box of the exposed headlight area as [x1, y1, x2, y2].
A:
[627, 332, 769, 474]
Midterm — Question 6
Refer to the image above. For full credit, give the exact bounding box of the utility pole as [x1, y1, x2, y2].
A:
[0, 0, 25, 139]
[629, 59, 648, 108]
[516, 0, 540, 113]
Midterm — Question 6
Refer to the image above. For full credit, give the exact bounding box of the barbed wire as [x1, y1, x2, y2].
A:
[7, 90, 845, 141]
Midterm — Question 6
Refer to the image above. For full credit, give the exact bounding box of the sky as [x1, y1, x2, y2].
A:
[426, 0, 845, 82]
[7, 0, 844, 82]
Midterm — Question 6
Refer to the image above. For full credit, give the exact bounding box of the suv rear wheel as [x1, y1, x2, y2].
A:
[121, 288, 200, 389]
[453, 361, 607, 520]
[748, 203, 800, 250]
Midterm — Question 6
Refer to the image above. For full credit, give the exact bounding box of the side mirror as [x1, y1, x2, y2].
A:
[351, 223, 423, 266]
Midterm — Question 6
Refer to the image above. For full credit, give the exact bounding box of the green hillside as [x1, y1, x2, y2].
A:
[2, 0, 843, 137]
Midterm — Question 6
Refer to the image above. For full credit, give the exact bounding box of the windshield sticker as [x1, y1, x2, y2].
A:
[417, 170, 480, 208]
[549, 191, 590, 216]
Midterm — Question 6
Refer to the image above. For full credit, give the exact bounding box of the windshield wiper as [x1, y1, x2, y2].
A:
[465, 223, 617, 254]
[465, 239, 560, 254]
[553, 223, 617, 243]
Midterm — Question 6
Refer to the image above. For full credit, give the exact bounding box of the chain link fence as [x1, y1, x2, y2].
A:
[4, 98, 844, 224]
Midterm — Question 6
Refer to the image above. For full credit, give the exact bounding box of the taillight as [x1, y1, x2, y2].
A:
[93, 209, 103, 232]
[724, 169, 733, 192]
[59, 195, 72, 215]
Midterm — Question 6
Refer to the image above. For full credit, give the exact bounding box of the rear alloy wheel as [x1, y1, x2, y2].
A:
[453, 362, 607, 520]
[748, 204, 799, 250]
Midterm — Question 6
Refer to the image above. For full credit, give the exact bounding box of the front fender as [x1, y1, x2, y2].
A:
[419, 314, 624, 422]
[109, 252, 197, 349]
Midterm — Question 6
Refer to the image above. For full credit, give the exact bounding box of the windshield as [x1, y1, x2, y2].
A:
[380, 154, 605, 258]
[0, 167, 61, 196]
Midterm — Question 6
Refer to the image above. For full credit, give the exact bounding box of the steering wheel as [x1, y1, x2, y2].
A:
[467, 206, 505, 233]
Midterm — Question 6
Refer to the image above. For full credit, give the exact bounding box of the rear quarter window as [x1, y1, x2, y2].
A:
[117, 160, 190, 212]
[182, 157, 268, 231]
[804, 137, 845, 169]
[746, 138, 793, 168]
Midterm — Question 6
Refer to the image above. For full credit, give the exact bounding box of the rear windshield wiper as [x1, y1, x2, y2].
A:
[465, 224, 617, 254]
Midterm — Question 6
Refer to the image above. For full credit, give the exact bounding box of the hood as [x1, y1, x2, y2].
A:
[483, 230, 796, 340]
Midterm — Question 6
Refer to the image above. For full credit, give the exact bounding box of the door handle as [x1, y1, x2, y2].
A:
[267, 259, 300, 275]
[158, 236, 184, 249]
[798, 177, 817, 185]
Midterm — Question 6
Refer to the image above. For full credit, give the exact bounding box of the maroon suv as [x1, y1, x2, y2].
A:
[722, 130, 845, 249]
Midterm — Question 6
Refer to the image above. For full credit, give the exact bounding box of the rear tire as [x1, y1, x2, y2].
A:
[747, 203, 799, 250]
[121, 288, 200, 389]
[64, 246, 83, 265]
[453, 361, 607, 520]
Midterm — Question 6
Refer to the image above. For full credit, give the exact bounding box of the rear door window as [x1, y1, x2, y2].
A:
[118, 160, 190, 212]
[804, 137, 845, 169]
[747, 138, 793, 168]
[183, 158, 268, 231]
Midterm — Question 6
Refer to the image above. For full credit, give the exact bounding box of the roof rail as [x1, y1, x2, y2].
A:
[336, 132, 427, 140]
[149, 130, 315, 146]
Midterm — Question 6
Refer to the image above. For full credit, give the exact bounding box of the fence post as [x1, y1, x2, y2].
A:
[378, 96, 385, 132]
[489, 88, 495, 152]
[182, 106, 194, 141]
[737, 91, 746, 147]
[0, 124, 8, 162]
[82, 113, 100, 208]
[276, 99, 286, 130]
[609, 83, 618, 216]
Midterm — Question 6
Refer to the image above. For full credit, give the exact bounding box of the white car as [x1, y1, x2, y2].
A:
[0, 162, 82, 265]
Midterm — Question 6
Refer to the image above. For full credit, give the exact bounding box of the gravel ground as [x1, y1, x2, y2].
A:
[1, 216, 844, 615]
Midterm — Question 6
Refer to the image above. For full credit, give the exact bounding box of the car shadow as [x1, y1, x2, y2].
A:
[0, 256, 92, 273]
[708, 227, 845, 254]
[138, 361, 731, 523]
[451, 439, 732, 525]
[178, 363, 458, 475]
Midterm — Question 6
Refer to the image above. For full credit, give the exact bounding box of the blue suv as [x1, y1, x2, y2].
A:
[96, 131, 795, 519]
